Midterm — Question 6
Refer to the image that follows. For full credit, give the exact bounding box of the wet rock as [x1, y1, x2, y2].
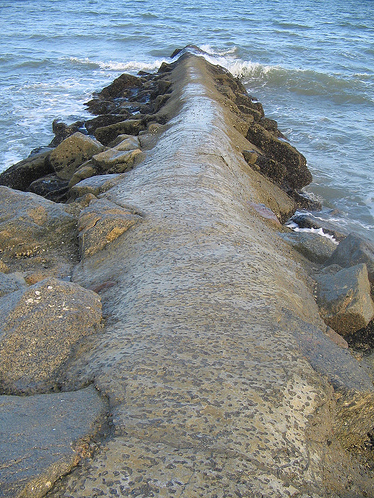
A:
[325, 233, 374, 284]
[49, 132, 104, 180]
[70, 173, 124, 200]
[0, 272, 26, 297]
[246, 123, 311, 190]
[279, 231, 337, 263]
[0, 149, 54, 191]
[94, 119, 145, 145]
[291, 212, 347, 241]
[0, 385, 107, 498]
[315, 263, 374, 335]
[28, 173, 70, 202]
[84, 113, 131, 135]
[78, 198, 142, 258]
[0, 277, 102, 394]
[49, 119, 85, 147]
[0, 186, 76, 261]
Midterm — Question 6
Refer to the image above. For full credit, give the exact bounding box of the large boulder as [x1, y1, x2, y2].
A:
[246, 124, 312, 190]
[49, 132, 104, 180]
[78, 198, 142, 258]
[325, 233, 374, 284]
[0, 277, 102, 394]
[0, 186, 76, 261]
[0, 149, 53, 191]
[0, 386, 107, 498]
[315, 264, 374, 335]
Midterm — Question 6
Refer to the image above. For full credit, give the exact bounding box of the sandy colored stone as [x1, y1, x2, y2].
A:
[0, 277, 102, 394]
[78, 198, 142, 258]
[49, 132, 103, 180]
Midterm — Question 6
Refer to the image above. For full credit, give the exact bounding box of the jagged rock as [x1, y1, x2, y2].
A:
[49, 132, 104, 180]
[0, 272, 26, 297]
[279, 231, 337, 263]
[315, 263, 374, 335]
[92, 148, 144, 173]
[0, 150, 54, 191]
[0, 385, 107, 498]
[70, 174, 123, 200]
[28, 173, 70, 202]
[0, 277, 102, 394]
[78, 198, 142, 258]
[0, 187, 76, 260]
[246, 123, 311, 189]
[49, 119, 85, 147]
[94, 119, 145, 145]
[325, 233, 374, 284]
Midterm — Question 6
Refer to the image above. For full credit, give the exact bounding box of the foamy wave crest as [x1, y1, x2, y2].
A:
[198, 51, 373, 104]
[65, 56, 168, 73]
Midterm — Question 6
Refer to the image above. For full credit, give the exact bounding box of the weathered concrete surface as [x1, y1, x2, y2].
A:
[0, 386, 108, 498]
[45, 54, 374, 495]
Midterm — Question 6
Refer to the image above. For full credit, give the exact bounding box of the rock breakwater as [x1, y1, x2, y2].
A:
[1, 48, 374, 497]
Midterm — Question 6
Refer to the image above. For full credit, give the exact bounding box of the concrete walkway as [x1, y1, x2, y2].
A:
[51, 54, 374, 497]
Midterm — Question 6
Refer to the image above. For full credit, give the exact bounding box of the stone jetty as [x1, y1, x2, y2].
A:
[1, 47, 374, 497]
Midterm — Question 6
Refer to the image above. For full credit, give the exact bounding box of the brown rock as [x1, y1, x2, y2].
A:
[49, 132, 104, 180]
[78, 198, 142, 258]
[0, 277, 102, 394]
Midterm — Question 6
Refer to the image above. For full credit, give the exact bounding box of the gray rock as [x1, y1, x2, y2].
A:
[0, 277, 102, 394]
[78, 198, 142, 258]
[0, 385, 107, 498]
[0, 272, 26, 297]
[0, 186, 76, 260]
[49, 132, 104, 180]
[325, 233, 374, 283]
[279, 231, 337, 263]
[316, 263, 374, 335]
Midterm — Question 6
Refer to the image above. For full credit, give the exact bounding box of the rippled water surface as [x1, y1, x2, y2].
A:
[0, 0, 373, 240]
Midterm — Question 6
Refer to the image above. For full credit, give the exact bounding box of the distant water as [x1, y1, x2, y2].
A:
[0, 0, 373, 241]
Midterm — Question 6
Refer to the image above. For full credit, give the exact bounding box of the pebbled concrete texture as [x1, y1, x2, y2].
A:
[49, 54, 374, 496]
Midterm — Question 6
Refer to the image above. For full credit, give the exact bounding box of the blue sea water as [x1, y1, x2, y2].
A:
[0, 0, 373, 240]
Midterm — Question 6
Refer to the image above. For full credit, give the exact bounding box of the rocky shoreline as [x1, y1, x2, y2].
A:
[1, 47, 374, 497]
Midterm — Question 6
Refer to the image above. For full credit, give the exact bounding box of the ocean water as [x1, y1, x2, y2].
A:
[0, 0, 373, 241]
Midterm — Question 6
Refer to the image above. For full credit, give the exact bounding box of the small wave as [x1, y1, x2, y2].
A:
[64, 56, 167, 73]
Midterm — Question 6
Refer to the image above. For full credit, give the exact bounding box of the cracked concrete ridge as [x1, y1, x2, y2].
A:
[4, 53, 374, 497]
